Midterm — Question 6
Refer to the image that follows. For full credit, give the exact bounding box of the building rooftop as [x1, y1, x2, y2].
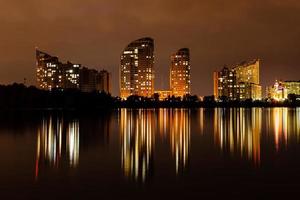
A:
[233, 59, 260, 69]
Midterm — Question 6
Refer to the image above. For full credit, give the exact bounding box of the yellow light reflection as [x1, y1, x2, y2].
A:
[213, 108, 261, 166]
[271, 108, 299, 151]
[120, 109, 154, 182]
[169, 109, 190, 174]
[120, 109, 191, 179]
[35, 116, 79, 180]
[67, 121, 80, 167]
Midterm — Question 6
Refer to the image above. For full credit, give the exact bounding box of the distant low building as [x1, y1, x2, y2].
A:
[154, 90, 172, 100]
[267, 80, 300, 101]
[285, 81, 300, 97]
[214, 59, 262, 101]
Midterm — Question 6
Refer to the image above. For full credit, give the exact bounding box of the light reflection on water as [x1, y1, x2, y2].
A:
[213, 108, 262, 165]
[169, 109, 190, 175]
[35, 116, 79, 180]
[33, 108, 300, 182]
[120, 109, 155, 182]
[266, 108, 300, 151]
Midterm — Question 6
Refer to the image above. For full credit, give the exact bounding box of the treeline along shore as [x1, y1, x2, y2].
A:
[0, 83, 299, 110]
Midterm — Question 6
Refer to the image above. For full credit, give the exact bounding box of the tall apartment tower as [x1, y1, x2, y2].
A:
[36, 50, 60, 90]
[234, 59, 261, 100]
[233, 59, 260, 85]
[213, 66, 237, 100]
[120, 37, 154, 99]
[36, 50, 80, 90]
[97, 70, 111, 94]
[80, 68, 111, 94]
[170, 48, 191, 98]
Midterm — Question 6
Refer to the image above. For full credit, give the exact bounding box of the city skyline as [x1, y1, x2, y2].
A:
[1, 0, 300, 96]
[21, 47, 300, 99]
[2, 1, 300, 199]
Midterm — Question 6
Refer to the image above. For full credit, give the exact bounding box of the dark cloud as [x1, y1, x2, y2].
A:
[0, 0, 300, 95]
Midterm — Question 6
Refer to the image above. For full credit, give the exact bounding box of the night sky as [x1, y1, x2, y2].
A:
[1, 0, 300, 96]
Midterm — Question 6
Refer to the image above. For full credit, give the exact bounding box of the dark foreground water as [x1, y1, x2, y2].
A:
[1, 108, 300, 199]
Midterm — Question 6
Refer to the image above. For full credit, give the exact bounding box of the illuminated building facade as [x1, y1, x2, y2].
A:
[170, 48, 191, 97]
[120, 37, 154, 99]
[36, 50, 80, 90]
[213, 67, 238, 100]
[36, 49, 111, 93]
[62, 62, 80, 89]
[238, 82, 262, 100]
[214, 59, 262, 100]
[284, 81, 300, 97]
[154, 90, 172, 100]
[233, 59, 260, 85]
[267, 80, 300, 100]
[266, 80, 285, 100]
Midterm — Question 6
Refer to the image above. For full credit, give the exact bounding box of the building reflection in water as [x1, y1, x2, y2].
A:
[266, 108, 300, 151]
[214, 108, 262, 165]
[35, 116, 79, 180]
[120, 109, 154, 182]
[169, 109, 190, 175]
[158, 109, 191, 175]
[120, 108, 191, 181]
[198, 108, 204, 135]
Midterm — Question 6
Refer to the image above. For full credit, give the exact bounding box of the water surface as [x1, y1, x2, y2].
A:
[1, 108, 300, 199]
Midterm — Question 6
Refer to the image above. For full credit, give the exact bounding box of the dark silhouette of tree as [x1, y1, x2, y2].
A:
[0, 83, 299, 110]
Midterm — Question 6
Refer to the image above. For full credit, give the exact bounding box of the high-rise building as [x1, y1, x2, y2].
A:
[233, 59, 260, 85]
[238, 82, 262, 100]
[80, 67, 111, 94]
[154, 90, 172, 100]
[62, 62, 80, 89]
[213, 59, 262, 101]
[170, 48, 191, 98]
[213, 66, 238, 100]
[79, 67, 98, 93]
[97, 70, 111, 94]
[120, 37, 154, 99]
[36, 50, 60, 90]
[36, 50, 80, 90]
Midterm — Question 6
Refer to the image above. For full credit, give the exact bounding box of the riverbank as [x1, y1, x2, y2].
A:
[0, 83, 299, 110]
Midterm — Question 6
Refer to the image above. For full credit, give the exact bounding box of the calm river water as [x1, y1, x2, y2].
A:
[1, 108, 300, 199]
